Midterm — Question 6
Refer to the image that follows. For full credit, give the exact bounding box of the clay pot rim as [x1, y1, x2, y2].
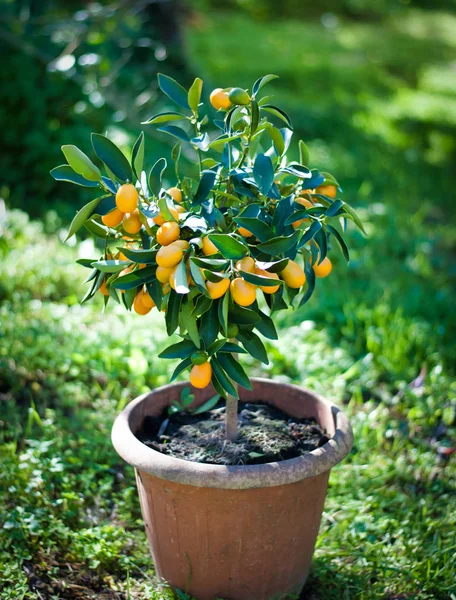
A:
[112, 378, 353, 490]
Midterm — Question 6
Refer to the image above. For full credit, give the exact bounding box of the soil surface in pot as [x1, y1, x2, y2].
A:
[136, 401, 329, 466]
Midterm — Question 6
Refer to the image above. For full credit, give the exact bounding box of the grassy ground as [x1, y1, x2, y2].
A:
[1, 4, 456, 599]
[0, 205, 455, 599]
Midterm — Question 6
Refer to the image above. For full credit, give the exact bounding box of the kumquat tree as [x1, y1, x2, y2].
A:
[51, 73, 364, 440]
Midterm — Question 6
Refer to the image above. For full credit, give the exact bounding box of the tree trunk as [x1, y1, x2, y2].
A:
[225, 392, 238, 441]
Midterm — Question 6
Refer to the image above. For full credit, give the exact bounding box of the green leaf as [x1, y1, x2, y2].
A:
[191, 257, 229, 271]
[251, 100, 260, 135]
[65, 196, 102, 241]
[257, 231, 300, 255]
[132, 132, 145, 180]
[219, 342, 248, 354]
[299, 140, 310, 167]
[84, 219, 109, 239]
[116, 247, 156, 263]
[193, 170, 217, 205]
[280, 162, 311, 179]
[166, 291, 183, 336]
[252, 74, 279, 97]
[240, 271, 283, 287]
[91, 259, 131, 273]
[216, 353, 252, 390]
[61, 146, 102, 182]
[341, 203, 367, 234]
[320, 171, 341, 188]
[207, 339, 227, 356]
[148, 158, 167, 197]
[299, 262, 316, 307]
[51, 165, 100, 187]
[157, 195, 174, 222]
[325, 199, 344, 217]
[228, 306, 261, 325]
[142, 111, 187, 125]
[77, 258, 96, 269]
[158, 73, 190, 109]
[189, 260, 209, 296]
[237, 330, 269, 364]
[188, 77, 203, 112]
[199, 302, 219, 348]
[174, 260, 190, 295]
[253, 153, 274, 195]
[146, 279, 163, 310]
[207, 133, 242, 152]
[211, 358, 239, 399]
[203, 269, 229, 283]
[111, 266, 156, 290]
[314, 228, 327, 262]
[208, 234, 248, 260]
[192, 394, 220, 415]
[233, 217, 274, 243]
[261, 104, 293, 129]
[181, 300, 201, 348]
[159, 339, 196, 359]
[157, 125, 190, 142]
[298, 221, 323, 248]
[218, 293, 229, 337]
[91, 134, 132, 182]
[255, 310, 278, 340]
[267, 125, 285, 156]
[170, 357, 193, 382]
[327, 224, 350, 262]
[211, 370, 228, 399]
[255, 258, 289, 273]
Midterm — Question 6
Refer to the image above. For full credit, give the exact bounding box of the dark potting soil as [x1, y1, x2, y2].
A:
[136, 401, 329, 466]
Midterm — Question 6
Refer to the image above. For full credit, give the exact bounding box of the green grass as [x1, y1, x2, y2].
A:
[0, 208, 455, 599]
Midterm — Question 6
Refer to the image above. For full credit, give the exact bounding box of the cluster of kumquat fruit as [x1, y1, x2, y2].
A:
[52, 73, 363, 397]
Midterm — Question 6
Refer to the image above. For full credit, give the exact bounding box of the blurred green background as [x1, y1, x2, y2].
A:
[1, 1, 455, 598]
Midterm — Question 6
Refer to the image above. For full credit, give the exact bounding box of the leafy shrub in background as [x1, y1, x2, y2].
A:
[0, 0, 187, 221]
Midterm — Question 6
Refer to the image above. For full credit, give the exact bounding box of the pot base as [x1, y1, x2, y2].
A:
[112, 379, 353, 600]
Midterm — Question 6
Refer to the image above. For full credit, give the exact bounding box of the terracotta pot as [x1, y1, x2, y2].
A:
[112, 378, 353, 600]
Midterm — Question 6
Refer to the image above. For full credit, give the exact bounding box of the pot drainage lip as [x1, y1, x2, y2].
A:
[112, 378, 354, 490]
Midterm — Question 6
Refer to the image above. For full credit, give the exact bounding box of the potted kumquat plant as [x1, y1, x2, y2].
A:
[51, 74, 363, 600]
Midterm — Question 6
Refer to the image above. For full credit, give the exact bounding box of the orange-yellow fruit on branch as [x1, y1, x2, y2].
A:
[141, 288, 155, 309]
[156, 265, 173, 283]
[99, 279, 110, 296]
[206, 277, 230, 299]
[123, 210, 142, 234]
[190, 361, 212, 389]
[210, 88, 231, 111]
[316, 185, 337, 198]
[156, 244, 183, 268]
[154, 207, 179, 226]
[230, 277, 256, 306]
[156, 221, 180, 246]
[236, 256, 255, 273]
[133, 291, 152, 315]
[238, 227, 253, 238]
[167, 187, 183, 203]
[172, 239, 190, 250]
[202, 236, 219, 256]
[280, 260, 306, 288]
[255, 268, 280, 294]
[313, 257, 332, 278]
[116, 184, 138, 213]
[102, 208, 124, 228]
